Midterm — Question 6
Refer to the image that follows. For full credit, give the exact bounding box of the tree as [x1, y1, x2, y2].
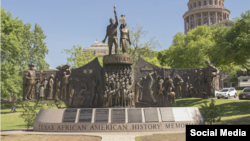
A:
[141, 56, 170, 68]
[63, 44, 103, 69]
[1, 9, 49, 112]
[126, 23, 162, 65]
[24, 23, 49, 70]
[200, 99, 222, 125]
[157, 11, 249, 73]
[158, 26, 213, 69]
[1, 9, 25, 109]
[209, 10, 250, 67]
[19, 101, 43, 130]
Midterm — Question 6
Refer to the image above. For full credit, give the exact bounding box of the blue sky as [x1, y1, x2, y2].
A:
[2, 0, 250, 69]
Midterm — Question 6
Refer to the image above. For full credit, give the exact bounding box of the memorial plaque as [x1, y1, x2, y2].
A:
[78, 109, 92, 123]
[95, 109, 109, 123]
[172, 108, 191, 121]
[144, 108, 159, 122]
[111, 109, 125, 123]
[186, 107, 203, 121]
[160, 108, 175, 122]
[62, 109, 77, 123]
[128, 109, 142, 123]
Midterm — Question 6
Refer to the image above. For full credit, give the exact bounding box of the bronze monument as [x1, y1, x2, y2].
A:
[102, 4, 119, 55]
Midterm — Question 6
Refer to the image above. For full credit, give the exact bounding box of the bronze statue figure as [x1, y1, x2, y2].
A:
[176, 75, 184, 98]
[120, 22, 131, 54]
[102, 5, 119, 55]
[76, 80, 88, 107]
[121, 82, 128, 107]
[115, 81, 121, 106]
[90, 75, 99, 106]
[54, 75, 60, 100]
[204, 61, 219, 97]
[135, 77, 144, 103]
[189, 84, 194, 97]
[42, 77, 48, 98]
[47, 74, 54, 99]
[39, 83, 45, 100]
[165, 75, 176, 103]
[107, 88, 114, 107]
[128, 90, 134, 107]
[47, 75, 54, 99]
[184, 82, 190, 97]
[148, 72, 157, 104]
[35, 80, 41, 100]
[157, 77, 164, 106]
[61, 69, 71, 100]
[102, 90, 108, 107]
[24, 64, 36, 100]
[68, 78, 74, 107]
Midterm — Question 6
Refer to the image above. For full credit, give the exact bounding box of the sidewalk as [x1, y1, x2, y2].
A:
[1, 129, 185, 141]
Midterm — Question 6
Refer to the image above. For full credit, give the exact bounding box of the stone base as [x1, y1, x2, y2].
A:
[33, 107, 204, 132]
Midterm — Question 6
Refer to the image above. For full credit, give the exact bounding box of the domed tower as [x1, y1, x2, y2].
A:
[183, 0, 231, 34]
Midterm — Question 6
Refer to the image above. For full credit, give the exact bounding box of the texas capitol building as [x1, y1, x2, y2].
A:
[183, 0, 233, 34]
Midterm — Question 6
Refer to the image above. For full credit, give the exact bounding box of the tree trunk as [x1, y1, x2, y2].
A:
[10, 93, 17, 112]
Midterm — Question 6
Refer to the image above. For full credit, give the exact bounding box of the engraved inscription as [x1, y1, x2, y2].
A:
[78, 109, 92, 123]
[62, 109, 77, 123]
[128, 109, 142, 123]
[95, 109, 109, 123]
[160, 108, 175, 122]
[103, 55, 134, 64]
[111, 109, 125, 123]
[141, 65, 153, 71]
[144, 108, 159, 122]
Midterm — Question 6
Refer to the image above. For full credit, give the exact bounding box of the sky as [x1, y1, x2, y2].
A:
[2, 0, 250, 69]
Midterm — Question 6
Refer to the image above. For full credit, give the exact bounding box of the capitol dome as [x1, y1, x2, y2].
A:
[183, 0, 233, 34]
[82, 38, 115, 57]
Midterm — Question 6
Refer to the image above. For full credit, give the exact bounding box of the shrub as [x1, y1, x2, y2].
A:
[19, 101, 43, 130]
[200, 99, 222, 125]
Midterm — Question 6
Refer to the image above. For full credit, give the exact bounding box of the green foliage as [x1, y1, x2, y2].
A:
[141, 56, 170, 68]
[54, 100, 64, 109]
[1, 9, 49, 102]
[209, 10, 250, 67]
[63, 44, 103, 69]
[158, 10, 250, 73]
[127, 23, 162, 65]
[158, 26, 212, 69]
[224, 71, 238, 83]
[19, 101, 43, 129]
[200, 99, 222, 125]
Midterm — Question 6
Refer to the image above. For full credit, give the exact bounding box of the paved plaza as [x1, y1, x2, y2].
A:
[1, 130, 185, 141]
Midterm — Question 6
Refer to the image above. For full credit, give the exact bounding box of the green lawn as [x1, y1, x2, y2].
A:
[173, 98, 250, 124]
[1, 101, 66, 130]
[1, 98, 250, 130]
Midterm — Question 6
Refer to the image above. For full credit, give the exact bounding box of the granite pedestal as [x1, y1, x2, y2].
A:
[33, 107, 204, 132]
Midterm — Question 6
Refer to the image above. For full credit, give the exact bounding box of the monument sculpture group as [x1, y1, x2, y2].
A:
[23, 5, 220, 132]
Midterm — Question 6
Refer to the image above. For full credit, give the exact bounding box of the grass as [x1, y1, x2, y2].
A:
[172, 98, 250, 125]
[1, 101, 66, 130]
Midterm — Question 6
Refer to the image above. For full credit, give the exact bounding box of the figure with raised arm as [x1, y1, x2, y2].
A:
[102, 4, 119, 55]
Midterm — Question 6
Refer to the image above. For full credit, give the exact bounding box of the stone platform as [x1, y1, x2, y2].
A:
[33, 107, 204, 132]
